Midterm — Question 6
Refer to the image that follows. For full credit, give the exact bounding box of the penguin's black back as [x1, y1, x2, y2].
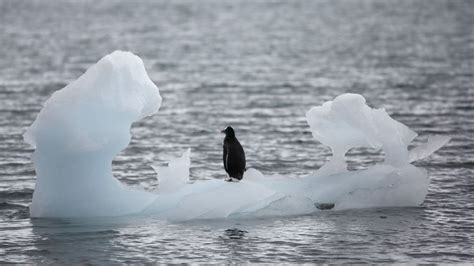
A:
[223, 128, 246, 180]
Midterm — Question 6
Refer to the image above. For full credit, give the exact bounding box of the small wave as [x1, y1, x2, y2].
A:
[0, 201, 28, 210]
[0, 189, 33, 200]
[0, 202, 29, 219]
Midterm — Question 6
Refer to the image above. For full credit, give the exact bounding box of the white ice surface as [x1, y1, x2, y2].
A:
[306, 93, 417, 174]
[25, 51, 161, 217]
[409, 135, 451, 162]
[25, 51, 450, 219]
[152, 148, 191, 193]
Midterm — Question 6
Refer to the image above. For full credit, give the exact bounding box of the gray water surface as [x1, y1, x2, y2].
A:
[0, 0, 473, 263]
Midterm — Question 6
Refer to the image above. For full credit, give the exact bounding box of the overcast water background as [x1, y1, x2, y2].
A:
[0, 0, 473, 263]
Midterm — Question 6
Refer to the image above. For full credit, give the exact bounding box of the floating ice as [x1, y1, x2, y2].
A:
[409, 135, 451, 162]
[152, 148, 191, 193]
[306, 93, 417, 174]
[25, 51, 450, 219]
[25, 51, 161, 217]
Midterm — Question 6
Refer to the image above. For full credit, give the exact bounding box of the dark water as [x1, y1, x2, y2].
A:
[0, 0, 473, 263]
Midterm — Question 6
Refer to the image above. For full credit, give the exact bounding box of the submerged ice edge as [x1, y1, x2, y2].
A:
[24, 51, 450, 219]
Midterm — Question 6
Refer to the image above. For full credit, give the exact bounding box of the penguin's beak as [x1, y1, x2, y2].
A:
[220, 129, 226, 133]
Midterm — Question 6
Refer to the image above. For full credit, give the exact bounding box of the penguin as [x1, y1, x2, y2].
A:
[221, 126, 246, 182]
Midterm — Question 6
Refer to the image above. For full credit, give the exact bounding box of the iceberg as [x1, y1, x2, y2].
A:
[24, 51, 450, 220]
[24, 51, 161, 217]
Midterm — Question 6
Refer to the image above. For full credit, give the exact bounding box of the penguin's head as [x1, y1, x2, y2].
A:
[221, 126, 235, 137]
